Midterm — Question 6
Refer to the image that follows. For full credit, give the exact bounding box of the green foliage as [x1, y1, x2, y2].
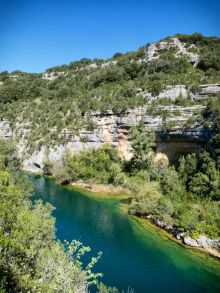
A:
[125, 122, 220, 239]
[97, 282, 119, 293]
[178, 151, 220, 198]
[42, 157, 53, 175]
[174, 33, 220, 72]
[148, 55, 190, 75]
[202, 95, 220, 165]
[54, 145, 126, 186]
[147, 80, 164, 96]
[175, 32, 204, 44]
[43, 113, 220, 240]
[124, 170, 150, 193]
[129, 122, 156, 172]
[159, 166, 185, 197]
[161, 120, 177, 130]
[129, 182, 162, 216]
[0, 139, 21, 172]
[0, 140, 102, 292]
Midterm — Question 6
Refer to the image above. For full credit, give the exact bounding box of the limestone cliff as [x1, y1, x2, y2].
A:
[0, 83, 218, 173]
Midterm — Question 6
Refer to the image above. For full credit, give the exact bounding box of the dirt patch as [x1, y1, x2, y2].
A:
[70, 181, 132, 196]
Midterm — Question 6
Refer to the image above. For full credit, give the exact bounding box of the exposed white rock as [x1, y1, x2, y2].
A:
[145, 43, 160, 62]
[199, 84, 220, 95]
[145, 37, 199, 66]
[0, 97, 212, 170]
[176, 232, 184, 240]
[42, 71, 65, 81]
[146, 215, 220, 254]
[77, 60, 118, 72]
[183, 235, 220, 250]
[197, 236, 220, 249]
[173, 37, 199, 65]
[183, 236, 199, 247]
[0, 121, 13, 139]
[101, 60, 117, 68]
[157, 85, 188, 100]
[191, 84, 220, 101]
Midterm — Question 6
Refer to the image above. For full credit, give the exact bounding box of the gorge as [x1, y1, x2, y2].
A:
[0, 32, 220, 292]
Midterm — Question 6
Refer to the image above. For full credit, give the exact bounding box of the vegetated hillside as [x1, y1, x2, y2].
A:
[0, 32, 220, 152]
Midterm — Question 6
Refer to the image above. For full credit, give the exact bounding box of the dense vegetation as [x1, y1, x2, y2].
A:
[45, 97, 220, 240]
[0, 33, 220, 151]
[0, 140, 103, 292]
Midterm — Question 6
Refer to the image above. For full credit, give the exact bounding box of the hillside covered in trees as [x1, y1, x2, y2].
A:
[0, 33, 220, 151]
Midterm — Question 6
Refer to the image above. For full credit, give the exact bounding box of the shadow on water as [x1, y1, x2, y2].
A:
[28, 174, 220, 293]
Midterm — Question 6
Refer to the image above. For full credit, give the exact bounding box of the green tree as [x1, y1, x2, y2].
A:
[129, 182, 161, 216]
[129, 122, 156, 171]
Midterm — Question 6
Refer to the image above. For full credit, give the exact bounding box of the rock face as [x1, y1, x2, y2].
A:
[199, 84, 220, 95]
[157, 85, 188, 100]
[145, 37, 199, 66]
[42, 71, 65, 81]
[0, 121, 13, 138]
[144, 84, 220, 101]
[146, 215, 220, 255]
[0, 83, 217, 172]
[0, 104, 214, 172]
[183, 236, 220, 250]
[192, 84, 220, 100]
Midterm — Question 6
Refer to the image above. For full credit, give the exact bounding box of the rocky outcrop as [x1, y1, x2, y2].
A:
[145, 37, 199, 66]
[0, 121, 13, 138]
[42, 71, 66, 81]
[183, 235, 220, 250]
[157, 85, 188, 100]
[140, 84, 220, 101]
[146, 215, 179, 235]
[192, 84, 220, 100]
[146, 215, 220, 258]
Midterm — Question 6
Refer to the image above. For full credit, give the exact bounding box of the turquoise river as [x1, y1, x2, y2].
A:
[29, 174, 220, 293]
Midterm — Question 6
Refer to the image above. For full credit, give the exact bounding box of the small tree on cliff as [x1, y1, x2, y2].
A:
[129, 121, 156, 171]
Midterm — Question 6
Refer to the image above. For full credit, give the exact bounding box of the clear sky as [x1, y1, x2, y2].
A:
[0, 0, 220, 73]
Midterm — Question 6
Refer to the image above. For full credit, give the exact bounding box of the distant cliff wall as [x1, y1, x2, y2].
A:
[0, 84, 217, 172]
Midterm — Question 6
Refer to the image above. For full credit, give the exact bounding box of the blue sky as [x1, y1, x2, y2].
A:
[0, 0, 220, 73]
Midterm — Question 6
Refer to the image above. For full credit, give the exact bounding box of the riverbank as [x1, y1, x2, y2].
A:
[137, 215, 220, 260]
[25, 170, 220, 261]
[119, 201, 220, 260]
[70, 181, 132, 197]
[68, 181, 220, 260]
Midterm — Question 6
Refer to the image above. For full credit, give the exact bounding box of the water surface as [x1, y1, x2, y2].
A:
[29, 174, 220, 292]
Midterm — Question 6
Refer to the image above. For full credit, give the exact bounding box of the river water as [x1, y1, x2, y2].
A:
[29, 174, 220, 293]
